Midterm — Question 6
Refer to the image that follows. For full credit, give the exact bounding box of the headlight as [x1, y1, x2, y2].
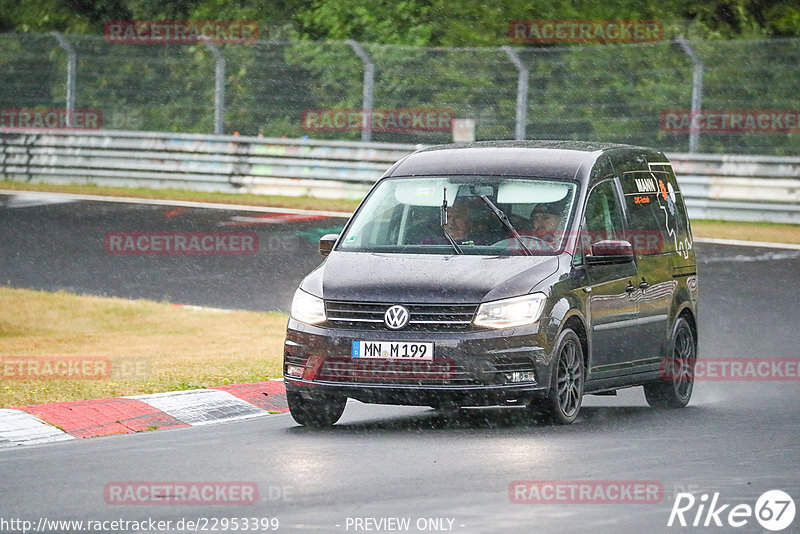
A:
[473, 293, 546, 329]
[290, 288, 326, 325]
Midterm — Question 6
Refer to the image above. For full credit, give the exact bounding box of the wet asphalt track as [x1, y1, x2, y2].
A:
[1, 193, 799, 533]
[0, 193, 348, 313]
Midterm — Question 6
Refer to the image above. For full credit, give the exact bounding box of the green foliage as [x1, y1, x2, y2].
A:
[1, 1, 798, 154]
[0, 34, 64, 108]
[292, 0, 434, 45]
[2, 0, 799, 41]
[762, 2, 800, 36]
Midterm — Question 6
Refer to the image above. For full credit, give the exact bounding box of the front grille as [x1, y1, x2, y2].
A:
[286, 354, 537, 386]
[316, 357, 477, 385]
[325, 300, 478, 331]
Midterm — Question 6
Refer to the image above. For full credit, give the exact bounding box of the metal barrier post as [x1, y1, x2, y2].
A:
[502, 46, 528, 141]
[346, 40, 375, 143]
[51, 32, 76, 128]
[675, 37, 704, 154]
[203, 40, 226, 135]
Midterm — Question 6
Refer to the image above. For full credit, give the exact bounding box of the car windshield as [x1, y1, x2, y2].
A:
[338, 176, 577, 255]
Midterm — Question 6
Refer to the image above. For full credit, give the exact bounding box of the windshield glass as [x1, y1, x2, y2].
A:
[338, 176, 577, 255]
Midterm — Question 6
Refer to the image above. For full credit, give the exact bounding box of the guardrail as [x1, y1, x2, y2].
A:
[670, 154, 800, 223]
[0, 130, 413, 201]
[1, 130, 799, 223]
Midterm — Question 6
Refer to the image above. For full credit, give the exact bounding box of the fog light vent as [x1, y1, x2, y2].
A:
[286, 365, 305, 378]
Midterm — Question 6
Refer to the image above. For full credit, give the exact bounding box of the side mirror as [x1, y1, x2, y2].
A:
[319, 234, 339, 257]
[586, 239, 634, 265]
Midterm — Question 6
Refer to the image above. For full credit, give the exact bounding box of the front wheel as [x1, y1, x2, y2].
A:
[644, 316, 696, 409]
[530, 328, 584, 425]
[286, 390, 347, 427]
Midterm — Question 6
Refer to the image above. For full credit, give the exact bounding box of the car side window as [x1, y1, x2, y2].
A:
[584, 179, 624, 241]
[574, 179, 624, 263]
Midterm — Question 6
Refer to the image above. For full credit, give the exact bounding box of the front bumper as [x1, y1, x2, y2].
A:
[283, 318, 555, 407]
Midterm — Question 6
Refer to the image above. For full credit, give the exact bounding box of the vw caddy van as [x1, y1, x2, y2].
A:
[283, 141, 698, 425]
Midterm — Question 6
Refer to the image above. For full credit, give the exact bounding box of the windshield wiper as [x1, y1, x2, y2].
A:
[440, 187, 462, 254]
[478, 195, 532, 255]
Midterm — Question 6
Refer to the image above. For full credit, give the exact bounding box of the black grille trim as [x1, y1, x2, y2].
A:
[325, 301, 479, 331]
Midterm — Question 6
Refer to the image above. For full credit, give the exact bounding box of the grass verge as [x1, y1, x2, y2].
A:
[0, 287, 286, 408]
[691, 220, 800, 245]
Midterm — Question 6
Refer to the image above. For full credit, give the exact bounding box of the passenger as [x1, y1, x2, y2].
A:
[528, 201, 566, 250]
[531, 201, 564, 233]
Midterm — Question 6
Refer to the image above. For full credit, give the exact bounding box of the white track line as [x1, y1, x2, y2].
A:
[129, 389, 266, 426]
[0, 409, 74, 448]
[172, 304, 233, 313]
[694, 237, 800, 250]
[0, 189, 352, 218]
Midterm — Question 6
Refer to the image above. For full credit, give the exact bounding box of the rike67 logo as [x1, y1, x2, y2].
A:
[668, 490, 796, 531]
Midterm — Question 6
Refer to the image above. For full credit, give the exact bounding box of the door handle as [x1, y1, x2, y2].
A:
[639, 278, 649, 290]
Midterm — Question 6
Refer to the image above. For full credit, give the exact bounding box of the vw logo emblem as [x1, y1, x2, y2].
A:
[384, 305, 410, 330]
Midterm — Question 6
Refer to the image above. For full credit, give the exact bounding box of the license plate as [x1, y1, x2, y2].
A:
[352, 341, 434, 361]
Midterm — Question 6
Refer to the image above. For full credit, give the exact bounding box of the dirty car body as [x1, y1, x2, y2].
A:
[283, 141, 699, 426]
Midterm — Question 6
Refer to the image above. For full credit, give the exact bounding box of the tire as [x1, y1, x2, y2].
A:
[286, 390, 347, 427]
[644, 316, 696, 409]
[531, 328, 584, 425]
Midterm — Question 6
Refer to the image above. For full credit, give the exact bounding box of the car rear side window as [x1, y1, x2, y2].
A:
[656, 166, 694, 259]
[621, 171, 670, 255]
[621, 168, 692, 257]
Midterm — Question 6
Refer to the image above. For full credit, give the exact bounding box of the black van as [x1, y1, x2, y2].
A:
[283, 141, 698, 425]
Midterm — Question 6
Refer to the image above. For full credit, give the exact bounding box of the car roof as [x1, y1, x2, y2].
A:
[385, 140, 661, 183]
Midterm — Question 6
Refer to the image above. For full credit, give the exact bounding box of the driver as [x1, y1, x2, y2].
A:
[444, 202, 471, 242]
[445, 198, 495, 245]
[525, 201, 566, 250]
